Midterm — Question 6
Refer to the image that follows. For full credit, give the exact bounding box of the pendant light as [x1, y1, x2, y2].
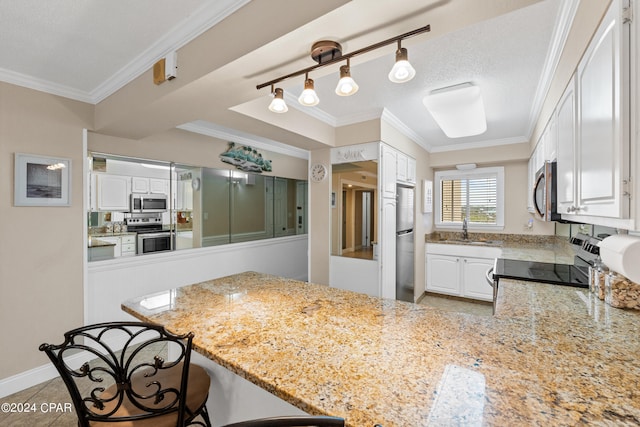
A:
[268, 87, 288, 113]
[298, 74, 320, 106]
[388, 41, 416, 83]
[335, 59, 359, 96]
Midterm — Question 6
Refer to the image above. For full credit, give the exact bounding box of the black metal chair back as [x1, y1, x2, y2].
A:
[39, 321, 211, 427]
[220, 415, 345, 427]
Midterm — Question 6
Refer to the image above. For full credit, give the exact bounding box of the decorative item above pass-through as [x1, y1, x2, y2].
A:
[220, 142, 272, 173]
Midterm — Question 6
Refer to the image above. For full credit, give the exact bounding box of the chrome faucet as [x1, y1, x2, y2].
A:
[462, 217, 469, 240]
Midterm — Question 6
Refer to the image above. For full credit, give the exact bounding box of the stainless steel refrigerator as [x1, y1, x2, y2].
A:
[396, 185, 415, 302]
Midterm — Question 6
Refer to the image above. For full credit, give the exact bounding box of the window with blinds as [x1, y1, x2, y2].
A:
[435, 167, 504, 228]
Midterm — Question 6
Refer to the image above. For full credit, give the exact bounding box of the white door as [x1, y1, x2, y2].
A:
[576, 0, 629, 218]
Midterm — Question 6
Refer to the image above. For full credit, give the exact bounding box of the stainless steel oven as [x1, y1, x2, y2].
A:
[125, 216, 174, 255]
[137, 231, 173, 255]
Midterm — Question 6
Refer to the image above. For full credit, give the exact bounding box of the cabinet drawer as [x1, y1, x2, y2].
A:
[121, 243, 136, 253]
[121, 235, 136, 244]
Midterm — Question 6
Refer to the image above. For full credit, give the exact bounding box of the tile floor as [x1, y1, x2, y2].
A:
[1, 294, 491, 426]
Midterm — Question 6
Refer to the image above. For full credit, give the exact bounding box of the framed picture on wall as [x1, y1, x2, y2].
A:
[14, 153, 71, 206]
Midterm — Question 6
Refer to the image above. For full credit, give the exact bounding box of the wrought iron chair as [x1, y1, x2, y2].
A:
[39, 321, 211, 427]
[220, 416, 345, 427]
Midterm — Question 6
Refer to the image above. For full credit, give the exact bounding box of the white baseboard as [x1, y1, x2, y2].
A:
[0, 349, 95, 399]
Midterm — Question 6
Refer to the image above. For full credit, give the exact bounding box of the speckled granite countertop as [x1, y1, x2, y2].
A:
[87, 238, 116, 248]
[122, 271, 640, 427]
[426, 232, 576, 264]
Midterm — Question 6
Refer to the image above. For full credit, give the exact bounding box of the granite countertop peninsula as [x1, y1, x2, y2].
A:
[426, 232, 576, 264]
[122, 271, 640, 427]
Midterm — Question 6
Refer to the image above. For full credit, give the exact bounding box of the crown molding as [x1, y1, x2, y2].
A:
[525, 0, 580, 139]
[428, 135, 529, 153]
[0, 67, 95, 103]
[0, 0, 250, 105]
[380, 108, 432, 152]
[177, 120, 309, 160]
[91, 0, 251, 104]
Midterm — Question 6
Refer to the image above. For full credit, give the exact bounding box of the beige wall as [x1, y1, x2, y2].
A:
[430, 143, 555, 235]
[0, 82, 93, 379]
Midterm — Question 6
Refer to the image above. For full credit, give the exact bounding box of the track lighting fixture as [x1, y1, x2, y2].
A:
[388, 42, 416, 83]
[257, 24, 431, 112]
[298, 74, 320, 106]
[268, 87, 288, 113]
[335, 59, 359, 96]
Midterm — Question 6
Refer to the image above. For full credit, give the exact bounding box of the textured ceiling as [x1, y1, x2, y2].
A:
[0, 0, 572, 152]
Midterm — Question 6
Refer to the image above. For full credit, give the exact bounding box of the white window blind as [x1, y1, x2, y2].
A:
[435, 167, 504, 229]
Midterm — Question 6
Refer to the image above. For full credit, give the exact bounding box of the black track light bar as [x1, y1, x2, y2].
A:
[256, 24, 431, 91]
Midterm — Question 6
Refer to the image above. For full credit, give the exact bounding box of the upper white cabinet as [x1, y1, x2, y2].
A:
[131, 176, 149, 194]
[96, 174, 131, 211]
[556, 76, 577, 215]
[132, 177, 168, 194]
[574, 0, 630, 219]
[380, 144, 397, 198]
[396, 152, 416, 185]
[543, 115, 557, 162]
[149, 178, 168, 194]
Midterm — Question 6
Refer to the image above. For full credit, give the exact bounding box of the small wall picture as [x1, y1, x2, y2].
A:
[14, 153, 71, 206]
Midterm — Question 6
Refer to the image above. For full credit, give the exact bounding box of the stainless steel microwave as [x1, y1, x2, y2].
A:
[533, 161, 561, 221]
[130, 194, 168, 213]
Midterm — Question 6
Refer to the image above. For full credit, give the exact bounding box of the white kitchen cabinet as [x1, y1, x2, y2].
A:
[96, 174, 131, 211]
[426, 254, 461, 295]
[407, 157, 416, 184]
[397, 152, 408, 183]
[543, 115, 557, 162]
[120, 234, 136, 257]
[98, 234, 136, 258]
[131, 176, 150, 194]
[149, 178, 168, 194]
[395, 151, 416, 186]
[461, 257, 495, 301]
[556, 76, 577, 215]
[132, 177, 168, 194]
[380, 197, 397, 299]
[574, 0, 630, 219]
[426, 244, 500, 301]
[381, 144, 397, 198]
[98, 236, 122, 257]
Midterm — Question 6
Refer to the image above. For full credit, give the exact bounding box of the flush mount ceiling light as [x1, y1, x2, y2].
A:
[268, 87, 288, 113]
[422, 82, 487, 138]
[257, 24, 431, 112]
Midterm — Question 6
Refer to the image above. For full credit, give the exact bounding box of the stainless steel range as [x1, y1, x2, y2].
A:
[487, 233, 602, 313]
[125, 216, 173, 255]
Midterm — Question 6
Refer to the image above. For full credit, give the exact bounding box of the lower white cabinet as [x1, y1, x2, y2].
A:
[426, 244, 500, 301]
[97, 234, 136, 258]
